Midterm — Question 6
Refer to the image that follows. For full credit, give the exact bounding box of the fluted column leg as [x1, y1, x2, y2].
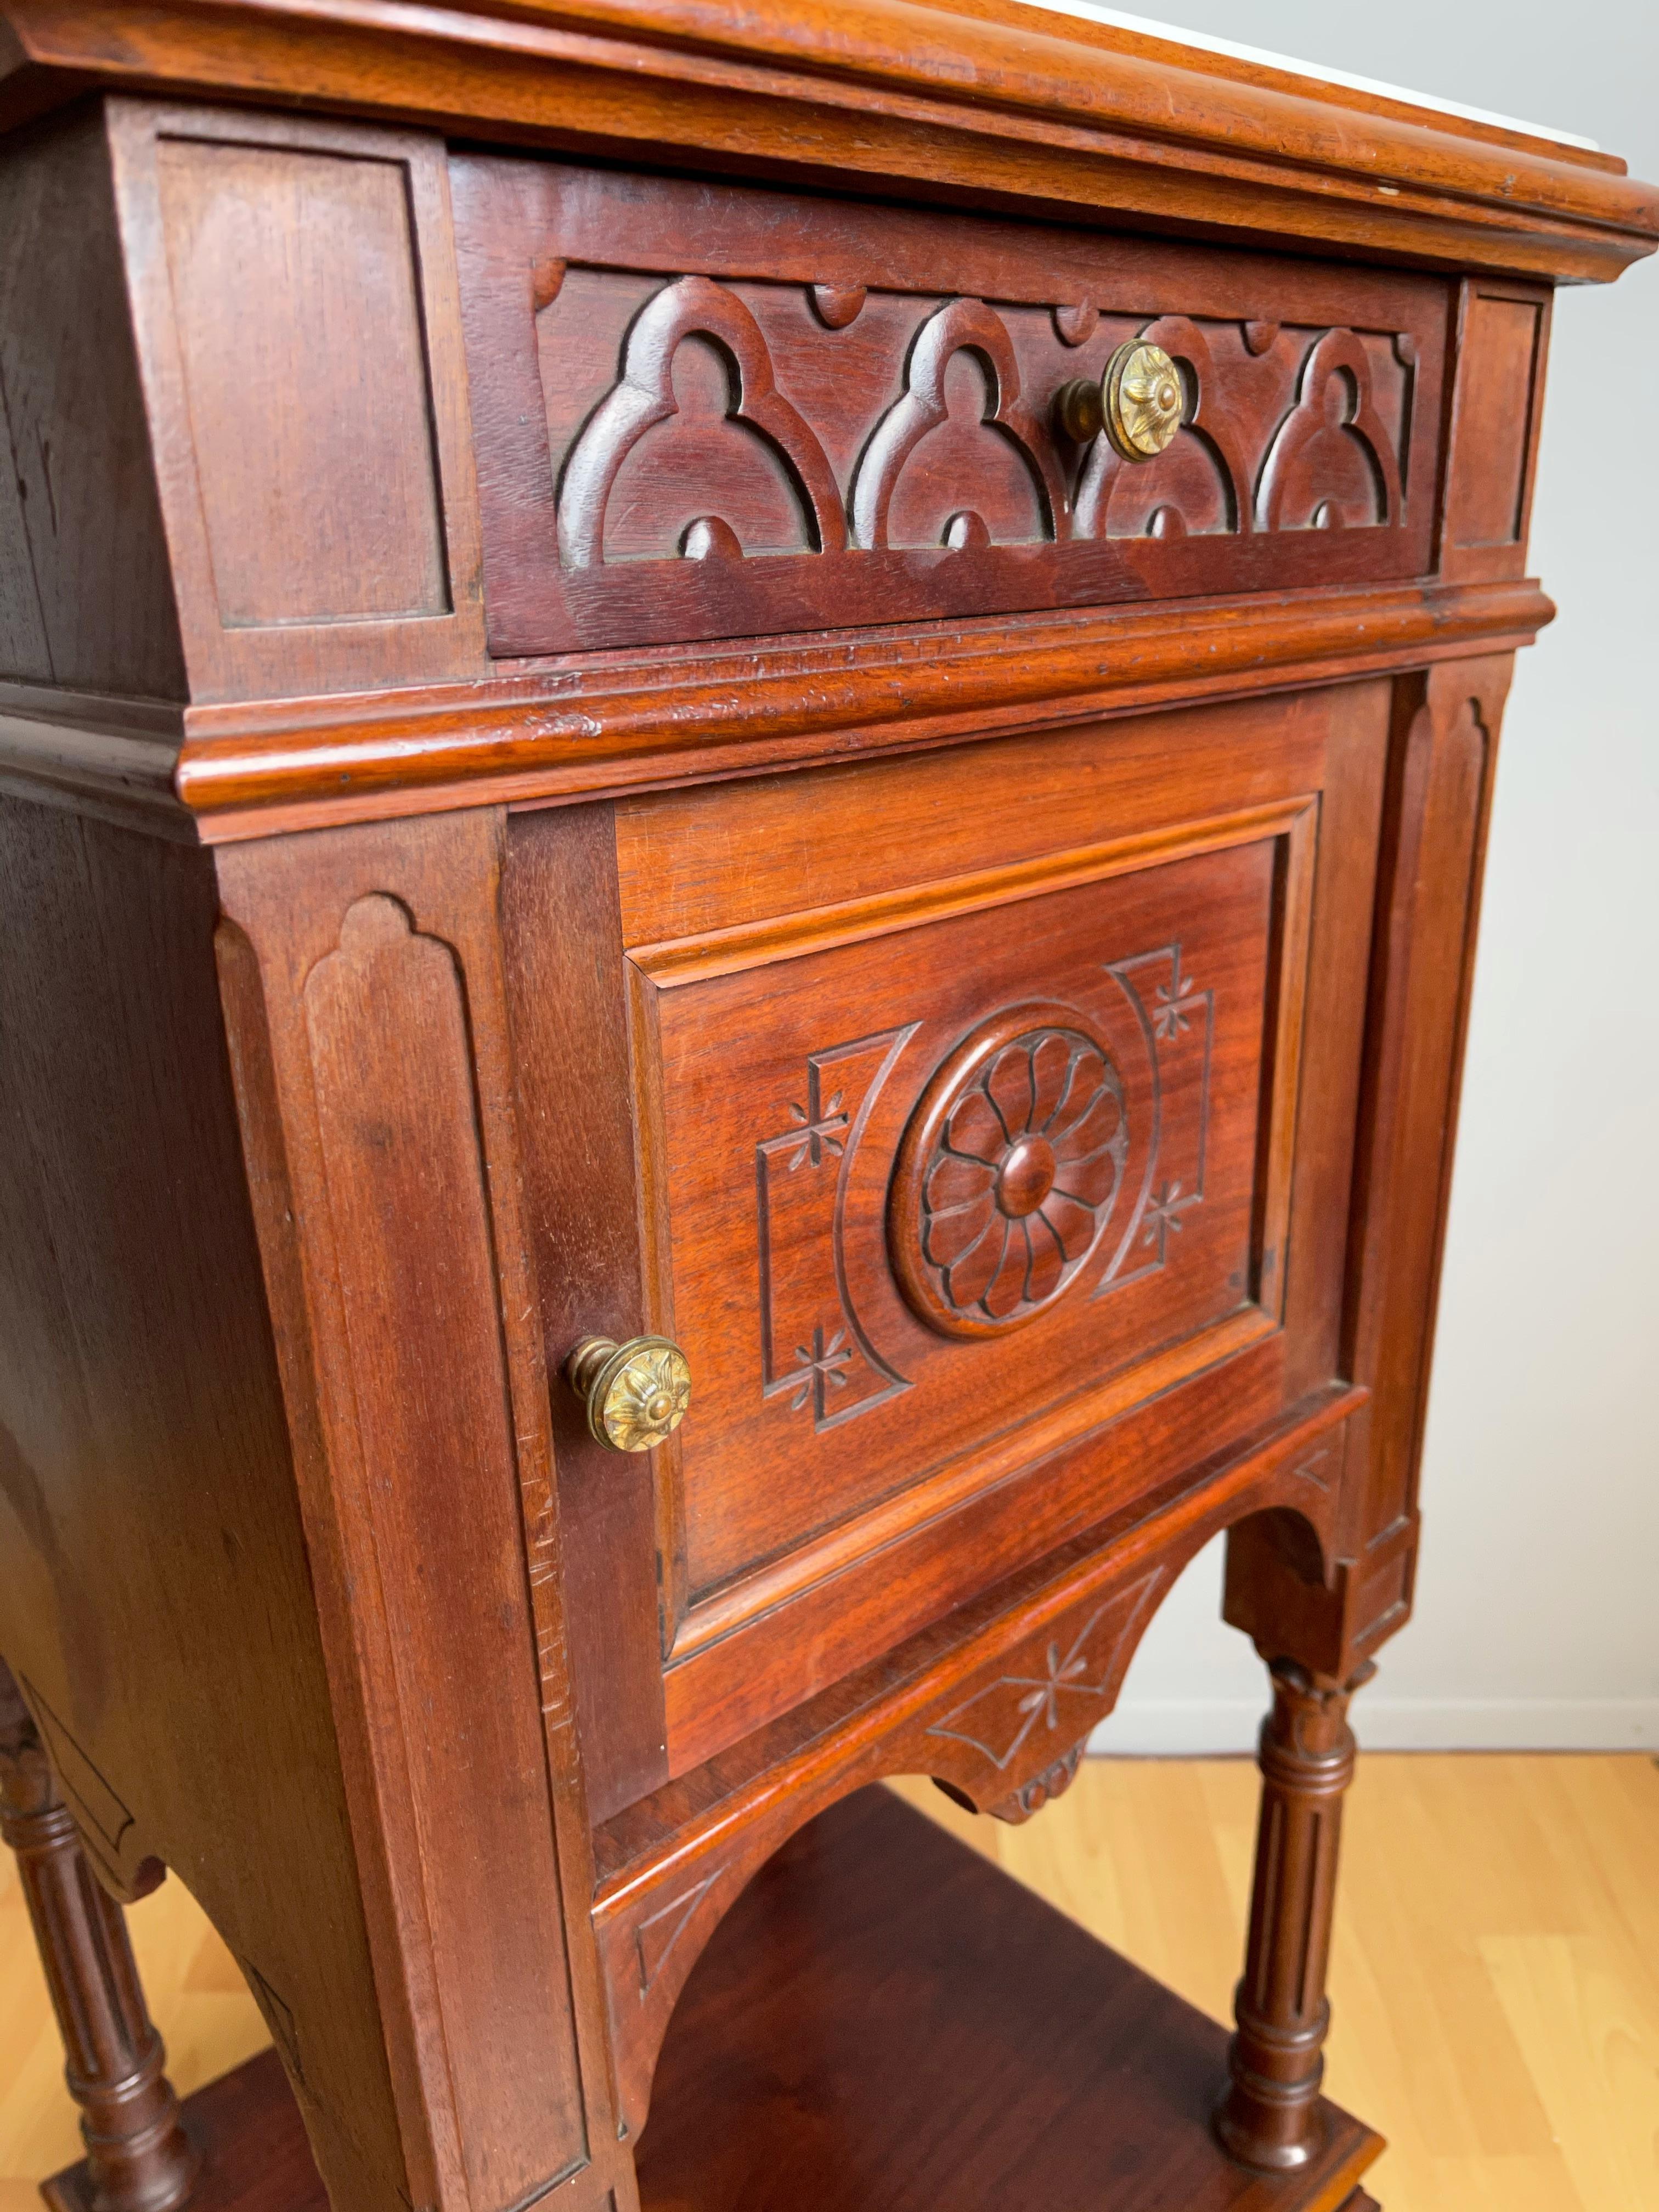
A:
[0, 1662, 197, 2212]
[1214, 1656, 1373, 2171]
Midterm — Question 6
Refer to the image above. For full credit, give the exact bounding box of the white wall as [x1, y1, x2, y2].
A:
[1085, 2, 1659, 1752]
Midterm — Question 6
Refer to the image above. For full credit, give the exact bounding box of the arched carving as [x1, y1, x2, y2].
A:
[1257, 327, 1405, 530]
[558, 275, 846, 568]
[850, 298, 1066, 549]
[1075, 315, 1253, 540]
[593, 1407, 1352, 2142]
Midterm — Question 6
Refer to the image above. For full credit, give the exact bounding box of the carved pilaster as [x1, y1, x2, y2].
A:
[1214, 1657, 1373, 2171]
[0, 1662, 196, 2212]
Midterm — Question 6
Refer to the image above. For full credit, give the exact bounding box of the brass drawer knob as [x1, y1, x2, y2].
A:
[1102, 339, 1184, 459]
[565, 1335, 691, 1452]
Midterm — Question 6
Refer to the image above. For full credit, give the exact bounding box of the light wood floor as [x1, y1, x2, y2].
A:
[3, 1754, 1656, 2211]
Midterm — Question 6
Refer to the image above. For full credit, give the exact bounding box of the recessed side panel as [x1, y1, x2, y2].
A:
[107, 99, 487, 701]
[1441, 280, 1551, 579]
[0, 108, 185, 695]
[156, 140, 449, 628]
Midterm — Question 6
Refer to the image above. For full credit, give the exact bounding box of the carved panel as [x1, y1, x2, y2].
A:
[889, 1006, 1130, 1338]
[1258, 328, 1405, 531]
[756, 1028, 916, 1430]
[924, 1569, 1163, 1787]
[1074, 314, 1254, 540]
[452, 157, 1447, 653]
[557, 274, 845, 567]
[639, 826, 1286, 1682]
[849, 297, 1065, 550]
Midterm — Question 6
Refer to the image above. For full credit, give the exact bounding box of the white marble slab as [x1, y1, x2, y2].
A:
[1013, 0, 1597, 150]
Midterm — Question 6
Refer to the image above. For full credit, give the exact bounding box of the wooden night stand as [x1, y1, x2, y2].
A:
[0, 9, 1651, 2210]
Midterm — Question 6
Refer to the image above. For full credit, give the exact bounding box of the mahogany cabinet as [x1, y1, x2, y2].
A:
[0, 8, 1652, 2211]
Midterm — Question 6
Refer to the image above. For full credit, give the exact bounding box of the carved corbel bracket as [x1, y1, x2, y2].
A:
[3, 1672, 165, 1903]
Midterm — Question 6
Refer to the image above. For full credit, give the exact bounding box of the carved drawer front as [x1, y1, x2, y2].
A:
[508, 679, 1394, 1784]
[452, 159, 1447, 657]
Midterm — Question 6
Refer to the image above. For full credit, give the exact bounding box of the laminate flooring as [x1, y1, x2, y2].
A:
[3, 1754, 1654, 2211]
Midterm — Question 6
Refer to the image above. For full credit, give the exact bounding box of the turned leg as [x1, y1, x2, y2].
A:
[0, 1662, 197, 2212]
[1214, 1656, 1373, 2170]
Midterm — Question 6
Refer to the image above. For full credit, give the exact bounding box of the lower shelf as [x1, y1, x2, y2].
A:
[46, 1785, 1383, 2212]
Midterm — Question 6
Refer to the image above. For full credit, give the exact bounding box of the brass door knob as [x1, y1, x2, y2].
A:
[1102, 340, 1184, 460]
[565, 1335, 691, 1452]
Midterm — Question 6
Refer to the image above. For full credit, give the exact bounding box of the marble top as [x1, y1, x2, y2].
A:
[1016, 1, 1596, 150]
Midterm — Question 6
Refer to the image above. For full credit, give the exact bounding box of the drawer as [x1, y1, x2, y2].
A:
[453, 157, 1448, 657]
[505, 678, 1389, 1809]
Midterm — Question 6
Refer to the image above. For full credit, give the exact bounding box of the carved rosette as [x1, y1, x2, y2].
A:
[890, 1004, 1128, 1337]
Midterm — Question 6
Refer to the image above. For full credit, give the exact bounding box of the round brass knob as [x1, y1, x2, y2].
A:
[1102, 340, 1184, 460]
[564, 1335, 691, 1453]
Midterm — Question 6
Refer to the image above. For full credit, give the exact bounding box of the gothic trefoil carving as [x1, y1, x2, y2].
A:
[1257, 328, 1406, 530]
[558, 274, 845, 566]
[546, 279, 1415, 575]
[849, 297, 1068, 550]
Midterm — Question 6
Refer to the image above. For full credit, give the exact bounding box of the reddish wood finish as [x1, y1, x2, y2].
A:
[590, 1387, 1361, 2140]
[558, 681, 1388, 1774]
[41, 1791, 1385, 2212]
[47, 2053, 326, 2212]
[0, 13, 1649, 2211]
[1215, 1660, 1373, 2172]
[0, 1661, 196, 2212]
[0, 1, 1654, 283]
[453, 157, 1446, 654]
[212, 812, 634, 2212]
[636, 1786, 1384, 2208]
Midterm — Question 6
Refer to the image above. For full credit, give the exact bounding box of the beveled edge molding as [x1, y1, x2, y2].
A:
[180, 575, 1551, 838]
[0, 2, 1654, 284]
[0, 579, 1551, 842]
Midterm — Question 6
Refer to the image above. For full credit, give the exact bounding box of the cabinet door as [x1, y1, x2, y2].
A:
[505, 681, 1388, 1810]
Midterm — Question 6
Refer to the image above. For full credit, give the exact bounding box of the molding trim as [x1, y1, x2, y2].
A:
[0, 3, 1653, 282]
[0, 578, 1553, 842]
[2, 574, 1546, 843]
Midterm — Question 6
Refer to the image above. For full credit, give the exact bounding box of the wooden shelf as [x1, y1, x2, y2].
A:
[47, 1787, 1383, 2212]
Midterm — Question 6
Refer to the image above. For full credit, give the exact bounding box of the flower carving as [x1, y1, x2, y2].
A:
[1104, 340, 1184, 460]
[597, 1341, 692, 1453]
[893, 1017, 1128, 1336]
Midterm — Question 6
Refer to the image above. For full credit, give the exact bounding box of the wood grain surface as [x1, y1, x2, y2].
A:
[5, 1756, 1656, 2212]
[0, 1, 1654, 282]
